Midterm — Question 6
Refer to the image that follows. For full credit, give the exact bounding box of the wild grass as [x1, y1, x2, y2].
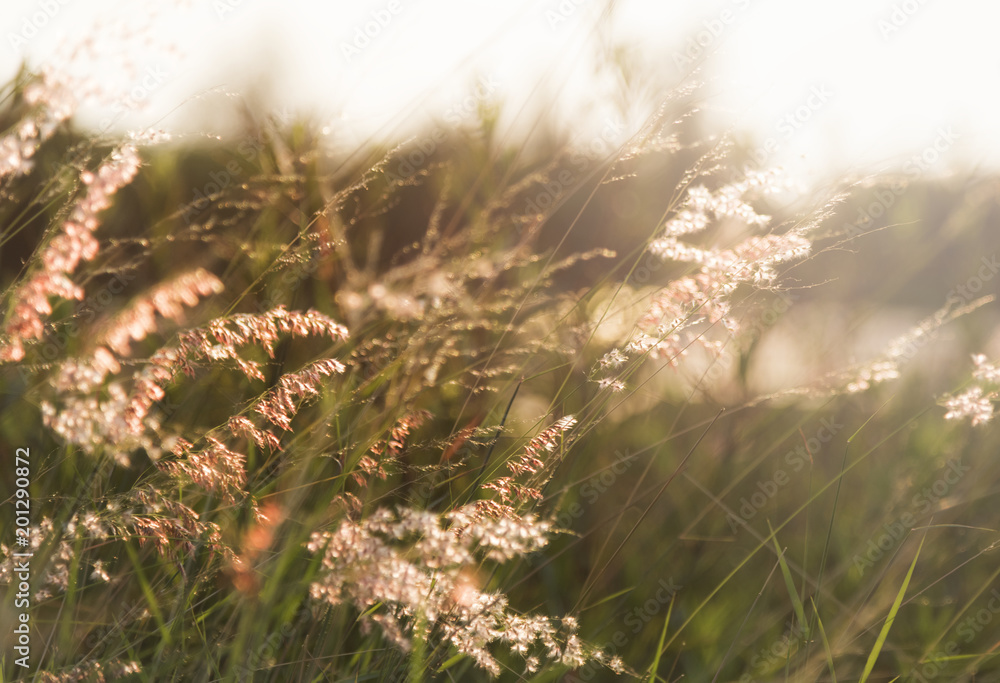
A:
[0, 64, 998, 683]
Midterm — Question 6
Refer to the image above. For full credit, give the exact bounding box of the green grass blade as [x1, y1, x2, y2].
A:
[859, 533, 926, 683]
[768, 520, 808, 639]
[847, 396, 893, 443]
[582, 585, 636, 611]
[409, 608, 428, 683]
[123, 541, 170, 645]
[810, 597, 837, 683]
[646, 592, 674, 681]
[437, 653, 465, 672]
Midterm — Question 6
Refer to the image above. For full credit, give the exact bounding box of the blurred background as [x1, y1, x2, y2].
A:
[1, 0, 998, 186]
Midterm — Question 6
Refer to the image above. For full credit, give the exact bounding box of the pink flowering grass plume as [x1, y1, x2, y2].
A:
[941, 353, 1000, 426]
[760, 294, 997, 404]
[158, 436, 248, 505]
[482, 415, 577, 505]
[306, 501, 616, 677]
[39, 269, 225, 463]
[36, 311, 351, 576]
[40, 279, 349, 472]
[123, 484, 228, 564]
[253, 358, 347, 431]
[227, 414, 282, 452]
[354, 409, 433, 485]
[167, 305, 347, 380]
[591, 169, 817, 394]
[96, 267, 225, 358]
[125, 306, 348, 439]
[41, 380, 169, 466]
[509, 415, 577, 476]
[35, 659, 141, 683]
[0, 70, 75, 183]
[47, 267, 223, 395]
[0, 145, 141, 362]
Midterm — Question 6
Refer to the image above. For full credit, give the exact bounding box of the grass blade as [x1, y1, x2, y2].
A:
[768, 520, 808, 639]
[810, 597, 837, 683]
[859, 532, 926, 683]
[646, 592, 674, 682]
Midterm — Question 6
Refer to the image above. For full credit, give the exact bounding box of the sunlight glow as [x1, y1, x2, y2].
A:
[1, 0, 996, 186]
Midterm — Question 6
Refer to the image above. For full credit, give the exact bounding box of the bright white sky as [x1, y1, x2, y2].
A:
[1, 0, 996, 189]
